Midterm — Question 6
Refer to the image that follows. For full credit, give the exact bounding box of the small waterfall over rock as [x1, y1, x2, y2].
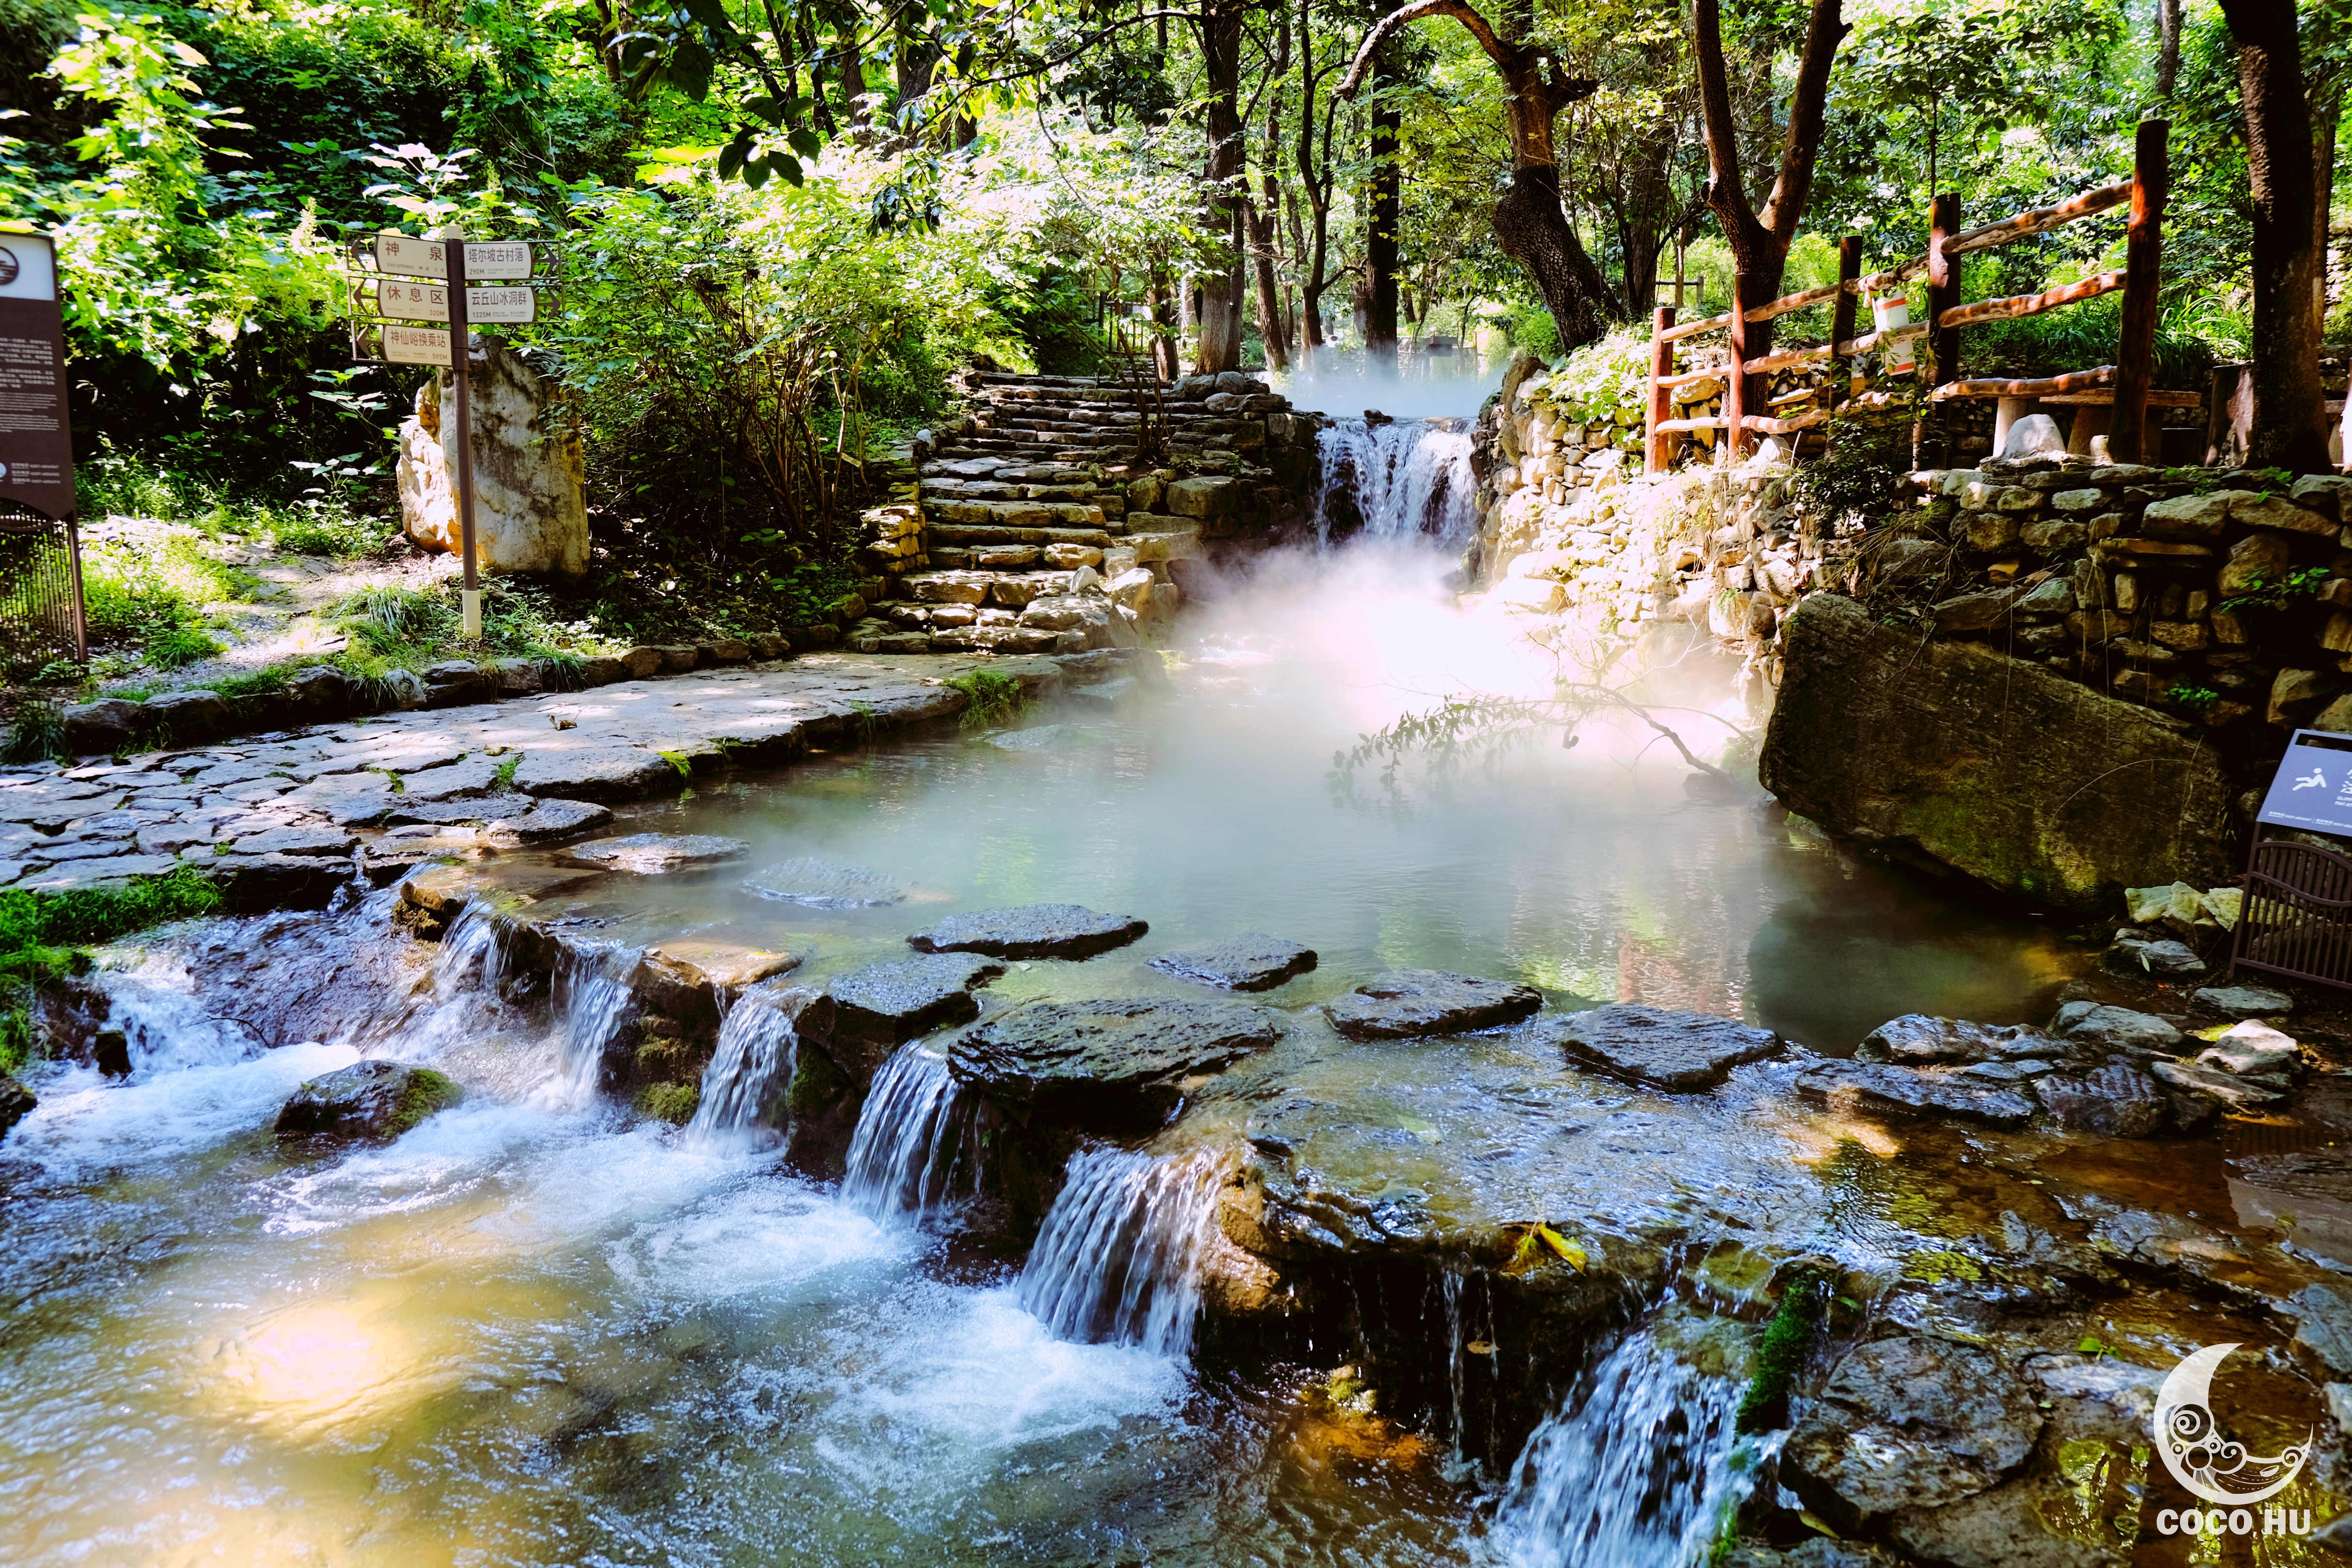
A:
[1016, 1148, 1225, 1357]
[1485, 1325, 1769, 1568]
[430, 904, 506, 1000]
[686, 985, 812, 1142]
[1315, 417, 1479, 544]
[842, 1044, 990, 1217]
[550, 940, 639, 1108]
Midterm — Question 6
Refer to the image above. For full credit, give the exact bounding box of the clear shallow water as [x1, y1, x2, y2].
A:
[0, 546, 2086, 1567]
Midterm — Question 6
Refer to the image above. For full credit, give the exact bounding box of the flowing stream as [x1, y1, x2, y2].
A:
[0, 526, 2091, 1566]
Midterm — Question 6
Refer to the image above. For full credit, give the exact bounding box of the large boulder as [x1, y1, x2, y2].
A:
[1759, 595, 2233, 911]
[1322, 970, 1542, 1039]
[1546, 1005, 1785, 1091]
[907, 904, 1148, 960]
[275, 1060, 463, 1141]
[949, 998, 1280, 1128]
[397, 336, 588, 576]
[1784, 1337, 2044, 1532]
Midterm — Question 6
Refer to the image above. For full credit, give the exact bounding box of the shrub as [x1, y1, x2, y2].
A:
[0, 867, 223, 1073]
[947, 669, 1030, 729]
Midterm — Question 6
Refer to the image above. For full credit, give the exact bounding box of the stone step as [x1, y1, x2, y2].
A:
[926, 523, 1118, 547]
[924, 497, 1106, 528]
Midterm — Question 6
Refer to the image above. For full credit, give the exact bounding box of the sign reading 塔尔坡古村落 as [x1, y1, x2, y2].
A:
[0, 229, 76, 521]
[372, 233, 536, 281]
[2255, 729, 2352, 837]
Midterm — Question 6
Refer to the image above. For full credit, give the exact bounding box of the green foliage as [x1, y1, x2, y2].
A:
[947, 669, 1030, 729]
[1789, 401, 1928, 525]
[2221, 566, 2332, 615]
[2168, 685, 2221, 713]
[492, 753, 520, 788]
[1531, 326, 1650, 427]
[386, 1066, 463, 1134]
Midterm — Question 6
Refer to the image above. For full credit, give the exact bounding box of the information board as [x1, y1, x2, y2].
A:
[2256, 729, 2352, 836]
[0, 231, 75, 519]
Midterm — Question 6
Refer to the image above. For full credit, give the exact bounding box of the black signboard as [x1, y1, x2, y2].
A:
[0, 232, 74, 520]
[2256, 729, 2352, 836]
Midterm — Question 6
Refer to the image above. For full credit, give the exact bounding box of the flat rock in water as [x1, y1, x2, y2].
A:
[2032, 1062, 2171, 1138]
[231, 825, 357, 858]
[385, 792, 536, 827]
[1784, 1337, 2044, 1531]
[481, 798, 614, 845]
[1546, 1005, 1784, 1091]
[1857, 1014, 2052, 1066]
[2149, 1057, 2285, 1112]
[642, 939, 800, 991]
[396, 756, 503, 802]
[829, 952, 1007, 1052]
[909, 903, 1148, 960]
[0, 1071, 32, 1138]
[745, 856, 906, 908]
[950, 998, 1279, 1127]
[511, 747, 680, 801]
[1322, 969, 1542, 1040]
[1150, 935, 1318, 992]
[563, 832, 751, 873]
[2193, 983, 2293, 1018]
[275, 1060, 463, 1141]
[2104, 935, 2208, 978]
[2053, 1001, 2182, 1054]
[1797, 1060, 2037, 1128]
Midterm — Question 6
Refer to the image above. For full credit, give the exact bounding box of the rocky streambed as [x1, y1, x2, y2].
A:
[3, 637, 2344, 1566]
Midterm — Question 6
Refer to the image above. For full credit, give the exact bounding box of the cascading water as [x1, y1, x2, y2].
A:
[1315, 418, 1480, 545]
[1016, 1148, 1225, 1357]
[841, 1043, 990, 1217]
[1484, 1325, 1773, 1568]
[549, 939, 639, 1109]
[685, 988, 803, 1142]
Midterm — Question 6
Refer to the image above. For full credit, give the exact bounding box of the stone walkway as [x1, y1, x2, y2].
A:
[0, 648, 1144, 901]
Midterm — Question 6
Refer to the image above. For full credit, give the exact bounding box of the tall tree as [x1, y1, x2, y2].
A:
[1339, 0, 1617, 351]
[1692, 0, 1845, 450]
[2217, 0, 2330, 471]
[1195, 0, 1248, 371]
[1365, 19, 1403, 361]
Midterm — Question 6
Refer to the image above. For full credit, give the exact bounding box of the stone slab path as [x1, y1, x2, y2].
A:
[0, 649, 1137, 901]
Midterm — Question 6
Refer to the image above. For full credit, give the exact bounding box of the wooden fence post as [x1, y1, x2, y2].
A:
[1925, 192, 1962, 464]
[1646, 305, 1676, 473]
[2110, 117, 2170, 465]
[1829, 235, 1861, 420]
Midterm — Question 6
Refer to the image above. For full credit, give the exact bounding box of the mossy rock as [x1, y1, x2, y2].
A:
[636, 1080, 699, 1125]
[276, 1060, 463, 1142]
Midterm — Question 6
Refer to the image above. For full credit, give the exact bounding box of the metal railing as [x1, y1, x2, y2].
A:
[0, 499, 88, 674]
[2233, 838, 2352, 993]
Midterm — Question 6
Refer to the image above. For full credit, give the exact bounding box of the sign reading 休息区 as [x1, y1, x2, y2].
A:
[0, 231, 75, 520]
[2256, 730, 2352, 837]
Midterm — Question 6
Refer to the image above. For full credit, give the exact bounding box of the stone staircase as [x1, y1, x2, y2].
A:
[846, 370, 1325, 655]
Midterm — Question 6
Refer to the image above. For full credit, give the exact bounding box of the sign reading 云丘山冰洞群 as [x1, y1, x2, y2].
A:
[2255, 730, 2352, 837]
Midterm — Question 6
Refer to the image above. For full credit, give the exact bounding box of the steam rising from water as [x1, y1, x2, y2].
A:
[1271, 345, 1509, 421]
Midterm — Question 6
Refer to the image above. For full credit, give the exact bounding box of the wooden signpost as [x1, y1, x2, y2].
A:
[346, 230, 552, 637]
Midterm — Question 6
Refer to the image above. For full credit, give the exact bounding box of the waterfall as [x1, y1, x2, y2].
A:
[430, 904, 506, 1000]
[685, 988, 803, 1142]
[842, 1044, 991, 1218]
[1016, 1148, 1225, 1357]
[1315, 417, 1479, 544]
[550, 940, 639, 1109]
[1485, 1326, 1771, 1568]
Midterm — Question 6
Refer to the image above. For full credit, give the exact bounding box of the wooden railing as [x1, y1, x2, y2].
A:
[1644, 117, 2174, 471]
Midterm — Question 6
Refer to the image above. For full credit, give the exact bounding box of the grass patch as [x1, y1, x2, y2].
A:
[947, 669, 1030, 730]
[1, 700, 67, 765]
[0, 867, 222, 1074]
[493, 754, 521, 788]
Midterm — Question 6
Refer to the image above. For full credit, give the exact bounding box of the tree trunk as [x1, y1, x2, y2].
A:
[1147, 269, 1180, 380]
[2220, 0, 2332, 471]
[2157, 0, 2182, 101]
[838, 25, 867, 126]
[1254, 42, 1292, 372]
[1195, 0, 1247, 372]
[1491, 164, 1614, 349]
[1367, 90, 1402, 361]
[2315, 89, 2339, 342]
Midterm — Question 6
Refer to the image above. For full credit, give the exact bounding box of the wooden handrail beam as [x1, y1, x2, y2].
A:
[1931, 366, 2118, 400]
[1654, 416, 1732, 432]
[1937, 271, 2124, 330]
[1941, 182, 2133, 259]
[1855, 258, 1928, 294]
[1744, 282, 1844, 323]
[1831, 323, 1929, 356]
[1658, 309, 1737, 343]
[1658, 365, 1726, 389]
[1743, 410, 1829, 435]
[1742, 343, 1834, 376]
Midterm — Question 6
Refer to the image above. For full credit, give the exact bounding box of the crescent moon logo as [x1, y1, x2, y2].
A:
[2153, 1342, 2311, 1506]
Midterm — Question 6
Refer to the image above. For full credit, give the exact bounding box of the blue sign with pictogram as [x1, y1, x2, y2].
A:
[2256, 729, 2352, 836]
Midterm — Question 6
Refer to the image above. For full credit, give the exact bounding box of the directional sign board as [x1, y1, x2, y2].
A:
[372, 232, 535, 281]
[2257, 729, 2352, 836]
[382, 325, 453, 368]
[374, 279, 536, 325]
